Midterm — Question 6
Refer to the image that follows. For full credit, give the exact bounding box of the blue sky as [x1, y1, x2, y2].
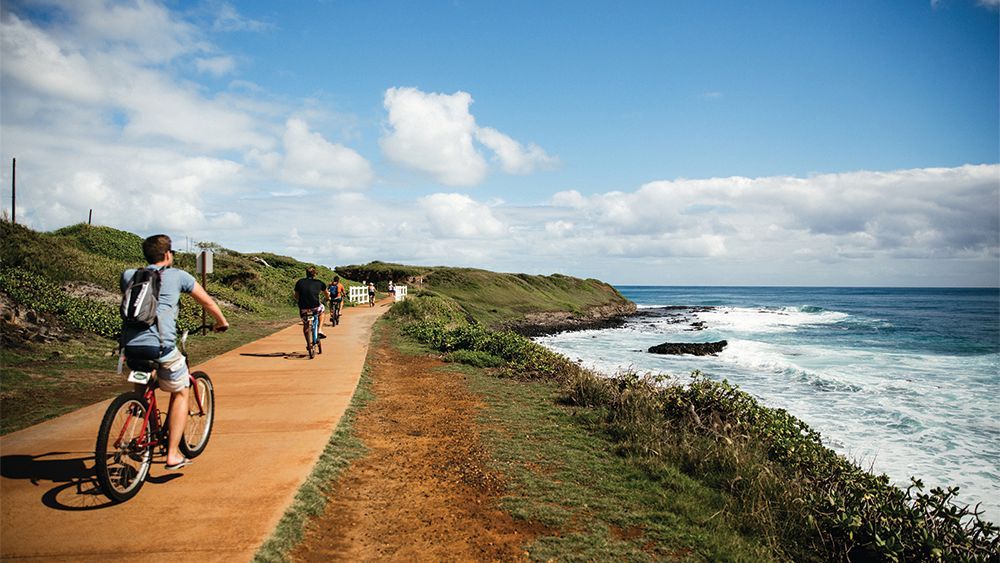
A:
[1, 0, 998, 285]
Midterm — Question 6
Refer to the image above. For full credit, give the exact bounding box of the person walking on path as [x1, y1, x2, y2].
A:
[295, 267, 328, 338]
[367, 281, 376, 307]
[120, 234, 229, 471]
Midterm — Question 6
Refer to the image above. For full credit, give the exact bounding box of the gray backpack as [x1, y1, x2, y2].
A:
[121, 268, 161, 329]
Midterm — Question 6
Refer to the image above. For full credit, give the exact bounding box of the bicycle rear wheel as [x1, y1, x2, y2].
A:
[180, 371, 215, 458]
[306, 320, 315, 359]
[95, 392, 153, 503]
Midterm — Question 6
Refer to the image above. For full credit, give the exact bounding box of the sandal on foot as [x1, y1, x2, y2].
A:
[165, 458, 192, 471]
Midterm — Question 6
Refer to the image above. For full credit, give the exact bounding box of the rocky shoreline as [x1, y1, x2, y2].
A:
[504, 301, 638, 337]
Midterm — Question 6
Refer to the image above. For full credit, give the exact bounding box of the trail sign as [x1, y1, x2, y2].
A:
[196, 250, 214, 274]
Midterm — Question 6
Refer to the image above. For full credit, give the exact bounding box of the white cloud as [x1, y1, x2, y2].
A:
[420, 193, 507, 238]
[475, 127, 559, 174]
[195, 55, 236, 76]
[545, 220, 575, 237]
[0, 13, 105, 104]
[212, 3, 272, 32]
[278, 118, 374, 190]
[380, 87, 486, 186]
[541, 164, 1000, 261]
[1, 3, 271, 151]
[111, 64, 270, 150]
[551, 190, 588, 208]
[380, 87, 558, 186]
[34, 152, 244, 233]
[60, 0, 207, 64]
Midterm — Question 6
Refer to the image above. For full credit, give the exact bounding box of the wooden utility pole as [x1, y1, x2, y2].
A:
[11, 158, 15, 224]
[88, 209, 93, 225]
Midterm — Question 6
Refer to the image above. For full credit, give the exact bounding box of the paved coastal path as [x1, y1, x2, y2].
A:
[1, 300, 391, 561]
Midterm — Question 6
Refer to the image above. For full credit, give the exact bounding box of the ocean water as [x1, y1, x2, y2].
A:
[535, 286, 1000, 520]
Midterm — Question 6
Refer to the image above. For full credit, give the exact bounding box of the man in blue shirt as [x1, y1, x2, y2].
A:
[120, 234, 229, 471]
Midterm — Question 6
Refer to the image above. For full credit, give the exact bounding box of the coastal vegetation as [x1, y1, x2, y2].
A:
[386, 284, 999, 561]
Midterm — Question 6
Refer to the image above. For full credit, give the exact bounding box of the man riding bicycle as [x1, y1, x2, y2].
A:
[120, 235, 228, 471]
[294, 267, 327, 339]
[329, 275, 345, 325]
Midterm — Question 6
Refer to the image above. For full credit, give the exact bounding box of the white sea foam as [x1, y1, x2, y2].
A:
[695, 306, 850, 333]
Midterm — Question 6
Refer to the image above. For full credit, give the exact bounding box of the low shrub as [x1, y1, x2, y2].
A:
[586, 370, 1000, 562]
[442, 349, 504, 368]
[402, 320, 573, 380]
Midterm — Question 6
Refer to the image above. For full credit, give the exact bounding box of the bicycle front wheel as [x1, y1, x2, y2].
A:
[180, 371, 214, 458]
[95, 392, 153, 503]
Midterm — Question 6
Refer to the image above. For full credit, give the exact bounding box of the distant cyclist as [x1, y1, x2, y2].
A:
[329, 276, 345, 325]
[294, 267, 327, 339]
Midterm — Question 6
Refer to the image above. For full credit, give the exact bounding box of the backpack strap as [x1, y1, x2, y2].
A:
[152, 266, 165, 353]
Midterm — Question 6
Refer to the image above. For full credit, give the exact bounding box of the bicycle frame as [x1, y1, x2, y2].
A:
[97, 325, 217, 503]
[114, 372, 208, 452]
[117, 329, 208, 451]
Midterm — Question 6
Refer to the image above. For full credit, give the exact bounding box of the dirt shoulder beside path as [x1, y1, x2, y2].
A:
[1, 300, 389, 561]
[290, 328, 540, 561]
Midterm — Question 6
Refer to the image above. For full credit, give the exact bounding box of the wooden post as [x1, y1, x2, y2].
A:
[88, 209, 92, 225]
[11, 158, 15, 224]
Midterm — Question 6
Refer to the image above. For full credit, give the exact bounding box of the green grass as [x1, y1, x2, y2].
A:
[455, 363, 776, 561]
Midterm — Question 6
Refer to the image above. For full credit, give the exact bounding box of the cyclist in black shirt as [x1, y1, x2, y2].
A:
[294, 267, 327, 339]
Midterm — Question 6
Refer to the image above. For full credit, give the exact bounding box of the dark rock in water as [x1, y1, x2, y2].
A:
[647, 340, 728, 356]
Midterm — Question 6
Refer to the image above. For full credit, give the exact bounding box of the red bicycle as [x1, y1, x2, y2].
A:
[94, 326, 216, 503]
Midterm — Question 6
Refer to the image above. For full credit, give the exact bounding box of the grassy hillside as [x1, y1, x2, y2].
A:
[338, 262, 633, 329]
[0, 220, 356, 433]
